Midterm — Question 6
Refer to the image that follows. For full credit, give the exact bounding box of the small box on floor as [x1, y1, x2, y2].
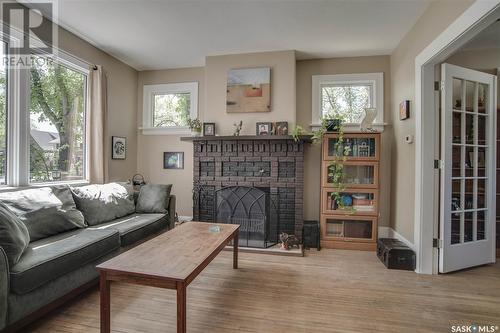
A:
[303, 220, 320, 250]
[377, 238, 415, 270]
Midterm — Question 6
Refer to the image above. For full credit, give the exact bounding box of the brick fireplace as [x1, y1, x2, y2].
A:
[181, 135, 311, 248]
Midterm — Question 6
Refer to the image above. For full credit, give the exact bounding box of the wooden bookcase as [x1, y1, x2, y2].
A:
[320, 132, 380, 251]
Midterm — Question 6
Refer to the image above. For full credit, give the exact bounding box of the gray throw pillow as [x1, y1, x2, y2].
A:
[71, 183, 136, 226]
[0, 202, 30, 266]
[0, 186, 86, 241]
[136, 184, 172, 214]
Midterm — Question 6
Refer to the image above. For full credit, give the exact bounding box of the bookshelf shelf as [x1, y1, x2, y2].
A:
[320, 132, 381, 251]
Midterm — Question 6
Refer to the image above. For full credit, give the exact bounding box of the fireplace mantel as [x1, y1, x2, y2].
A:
[184, 134, 311, 243]
[180, 135, 313, 142]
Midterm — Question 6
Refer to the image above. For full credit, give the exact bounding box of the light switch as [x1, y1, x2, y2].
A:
[405, 135, 414, 144]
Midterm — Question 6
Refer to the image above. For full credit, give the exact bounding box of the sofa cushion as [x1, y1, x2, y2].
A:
[135, 184, 172, 214]
[71, 183, 136, 226]
[0, 202, 30, 266]
[89, 213, 168, 247]
[10, 228, 120, 295]
[0, 186, 86, 241]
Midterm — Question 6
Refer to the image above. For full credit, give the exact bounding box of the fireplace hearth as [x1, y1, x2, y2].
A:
[182, 135, 311, 247]
[216, 186, 278, 248]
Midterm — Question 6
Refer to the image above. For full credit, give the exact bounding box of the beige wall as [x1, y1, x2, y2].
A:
[137, 51, 297, 216]
[137, 53, 393, 221]
[205, 50, 296, 135]
[296, 56, 392, 226]
[56, 27, 138, 182]
[389, 0, 475, 242]
[137, 68, 205, 216]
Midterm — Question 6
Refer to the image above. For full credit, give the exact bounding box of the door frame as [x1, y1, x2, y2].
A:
[414, 1, 500, 274]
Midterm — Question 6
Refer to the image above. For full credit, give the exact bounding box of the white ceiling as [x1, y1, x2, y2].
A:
[462, 19, 500, 50]
[43, 0, 430, 71]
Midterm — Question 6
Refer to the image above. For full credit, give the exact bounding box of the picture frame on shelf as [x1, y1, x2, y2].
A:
[273, 121, 288, 135]
[256, 122, 272, 135]
[203, 122, 216, 136]
[164, 152, 184, 169]
[111, 136, 126, 160]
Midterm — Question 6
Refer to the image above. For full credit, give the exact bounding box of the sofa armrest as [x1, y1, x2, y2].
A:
[0, 247, 9, 330]
[167, 195, 176, 229]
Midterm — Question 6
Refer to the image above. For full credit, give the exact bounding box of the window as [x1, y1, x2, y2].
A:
[0, 47, 89, 187]
[153, 92, 190, 127]
[312, 73, 384, 130]
[29, 56, 87, 183]
[142, 82, 198, 135]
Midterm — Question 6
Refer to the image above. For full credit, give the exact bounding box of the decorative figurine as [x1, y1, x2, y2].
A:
[233, 120, 243, 136]
[279, 232, 301, 250]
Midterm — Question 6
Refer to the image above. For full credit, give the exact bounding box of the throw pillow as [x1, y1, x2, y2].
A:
[71, 183, 136, 226]
[0, 186, 86, 241]
[136, 184, 172, 214]
[0, 202, 30, 266]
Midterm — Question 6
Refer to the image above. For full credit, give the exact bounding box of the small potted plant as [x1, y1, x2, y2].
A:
[323, 112, 344, 133]
[187, 118, 202, 136]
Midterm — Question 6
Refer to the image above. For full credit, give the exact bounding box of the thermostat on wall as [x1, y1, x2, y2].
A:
[405, 135, 414, 144]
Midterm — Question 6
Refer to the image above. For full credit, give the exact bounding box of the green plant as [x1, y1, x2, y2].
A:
[187, 118, 202, 133]
[290, 116, 351, 210]
[290, 125, 305, 142]
[327, 124, 354, 212]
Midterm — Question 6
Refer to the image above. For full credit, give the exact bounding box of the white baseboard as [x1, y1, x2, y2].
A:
[178, 216, 193, 222]
[378, 226, 415, 251]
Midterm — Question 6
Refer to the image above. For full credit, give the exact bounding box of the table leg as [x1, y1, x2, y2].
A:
[177, 282, 186, 333]
[100, 272, 110, 333]
[233, 232, 239, 269]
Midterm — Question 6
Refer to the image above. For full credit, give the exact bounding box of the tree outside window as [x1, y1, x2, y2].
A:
[321, 84, 371, 123]
[153, 93, 190, 127]
[29, 57, 86, 183]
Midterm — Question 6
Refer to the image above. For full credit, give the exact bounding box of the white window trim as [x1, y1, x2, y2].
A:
[6, 47, 90, 186]
[311, 73, 385, 132]
[141, 82, 198, 135]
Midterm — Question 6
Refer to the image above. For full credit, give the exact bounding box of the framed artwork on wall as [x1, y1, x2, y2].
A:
[112, 136, 126, 160]
[226, 67, 271, 113]
[399, 100, 410, 120]
[164, 152, 184, 169]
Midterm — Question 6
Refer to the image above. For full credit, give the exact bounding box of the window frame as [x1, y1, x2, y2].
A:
[7, 47, 90, 187]
[311, 73, 384, 132]
[142, 82, 198, 135]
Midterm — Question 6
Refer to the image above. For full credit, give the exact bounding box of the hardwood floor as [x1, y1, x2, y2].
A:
[23, 249, 500, 333]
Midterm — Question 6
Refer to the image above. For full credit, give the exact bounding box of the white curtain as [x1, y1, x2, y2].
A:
[87, 65, 108, 184]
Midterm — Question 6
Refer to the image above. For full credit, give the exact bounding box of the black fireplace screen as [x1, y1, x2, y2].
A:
[215, 186, 278, 248]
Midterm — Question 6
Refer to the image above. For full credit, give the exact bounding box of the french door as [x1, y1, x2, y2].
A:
[440, 63, 497, 273]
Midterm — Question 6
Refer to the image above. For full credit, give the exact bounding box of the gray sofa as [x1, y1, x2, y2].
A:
[0, 183, 175, 332]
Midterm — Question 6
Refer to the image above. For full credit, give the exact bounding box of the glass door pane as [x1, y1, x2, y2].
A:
[449, 78, 489, 245]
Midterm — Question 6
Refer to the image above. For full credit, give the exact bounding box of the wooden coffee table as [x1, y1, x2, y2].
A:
[96, 221, 240, 333]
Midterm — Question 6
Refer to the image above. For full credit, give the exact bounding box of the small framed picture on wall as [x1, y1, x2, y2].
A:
[164, 152, 184, 169]
[112, 136, 126, 160]
[399, 100, 410, 120]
